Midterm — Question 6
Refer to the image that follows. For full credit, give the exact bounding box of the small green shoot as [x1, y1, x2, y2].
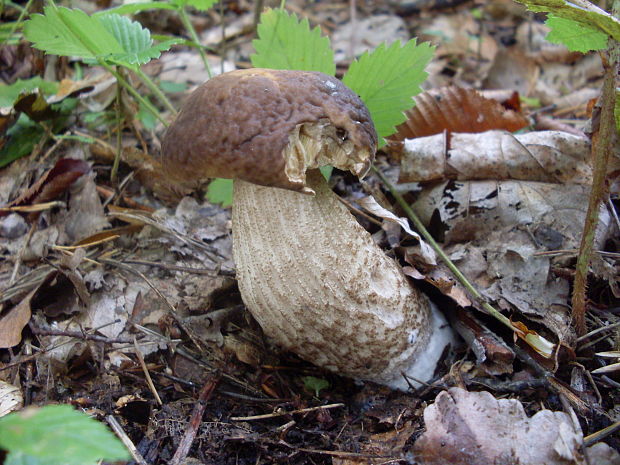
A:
[23, 4, 180, 122]
[97, 0, 220, 77]
[545, 15, 608, 52]
[302, 376, 329, 397]
[0, 404, 130, 465]
[206, 178, 234, 207]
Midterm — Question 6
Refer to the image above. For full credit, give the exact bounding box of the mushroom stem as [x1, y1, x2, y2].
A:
[232, 169, 454, 390]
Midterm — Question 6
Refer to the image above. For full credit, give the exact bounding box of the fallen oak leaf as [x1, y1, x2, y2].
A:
[413, 387, 620, 465]
[0, 287, 36, 348]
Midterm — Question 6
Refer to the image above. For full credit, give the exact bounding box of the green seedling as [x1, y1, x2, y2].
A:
[23, 2, 180, 123]
[0, 404, 130, 465]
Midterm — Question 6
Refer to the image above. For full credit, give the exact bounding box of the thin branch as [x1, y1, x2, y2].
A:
[571, 32, 618, 336]
[170, 375, 220, 465]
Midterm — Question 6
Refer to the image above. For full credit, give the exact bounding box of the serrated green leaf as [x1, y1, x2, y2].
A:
[94, 1, 177, 17]
[545, 15, 608, 52]
[0, 405, 130, 465]
[251, 8, 335, 75]
[514, 0, 620, 42]
[99, 14, 179, 66]
[206, 178, 233, 207]
[342, 40, 434, 145]
[24, 6, 123, 59]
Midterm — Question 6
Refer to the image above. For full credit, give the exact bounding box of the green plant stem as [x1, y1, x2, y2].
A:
[371, 166, 555, 356]
[1, 0, 35, 45]
[134, 68, 177, 115]
[571, 4, 619, 337]
[178, 7, 212, 78]
[100, 61, 167, 126]
[112, 68, 123, 184]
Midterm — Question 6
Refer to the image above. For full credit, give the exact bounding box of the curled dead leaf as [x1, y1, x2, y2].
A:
[392, 87, 529, 141]
[399, 130, 592, 184]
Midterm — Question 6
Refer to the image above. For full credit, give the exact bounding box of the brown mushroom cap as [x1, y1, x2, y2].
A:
[161, 68, 377, 193]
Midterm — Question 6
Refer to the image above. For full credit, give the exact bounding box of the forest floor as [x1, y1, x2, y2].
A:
[0, 0, 619, 464]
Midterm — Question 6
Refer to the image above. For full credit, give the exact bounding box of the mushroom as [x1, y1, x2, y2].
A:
[162, 68, 454, 390]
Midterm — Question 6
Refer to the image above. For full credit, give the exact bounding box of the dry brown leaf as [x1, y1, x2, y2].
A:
[64, 171, 109, 243]
[393, 87, 529, 141]
[0, 380, 23, 417]
[484, 47, 538, 97]
[413, 180, 609, 251]
[399, 130, 592, 184]
[413, 388, 620, 465]
[0, 158, 90, 218]
[357, 196, 436, 265]
[0, 287, 36, 348]
[452, 309, 515, 375]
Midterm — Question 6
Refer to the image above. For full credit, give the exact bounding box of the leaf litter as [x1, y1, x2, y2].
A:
[0, 0, 619, 464]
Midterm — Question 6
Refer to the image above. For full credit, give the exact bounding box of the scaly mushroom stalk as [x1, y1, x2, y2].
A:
[233, 170, 453, 389]
[161, 68, 455, 390]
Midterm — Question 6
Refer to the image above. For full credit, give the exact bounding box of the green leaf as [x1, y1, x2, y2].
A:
[24, 7, 177, 67]
[302, 376, 329, 397]
[94, 1, 177, 17]
[206, 178, 233, 207]
[251, 8, 335, 75]
[545, 15, 608, 52]
[4, 450, 46, 465]
[514, 0, 620, 42]
[24, 5, 123, 59]
[320, 165, 333, 181]
[183, 0, 219, 11]
[0, 77, 58, 107]
[99, 14, 179, 66]
[343, 40, 434, 145]
[0, 405, 130, 465]
[0, 115, 43, 168]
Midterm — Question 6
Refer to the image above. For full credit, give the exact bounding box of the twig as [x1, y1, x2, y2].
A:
[584, 420, 620, 447]
[8, 223, 36, 286]
[231, 403, 344, 421]
[576, 321, 620, 343]
[102, 258, 208, 352]
[571, 31, 619, 336]
[29, 323, 136, 344]
[170, 375, 221, 465]
[371, 166, 556, 357]
[121, 258, 218, 275]
[106, 414, 149, 465]
[134, 336, 162, 406]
